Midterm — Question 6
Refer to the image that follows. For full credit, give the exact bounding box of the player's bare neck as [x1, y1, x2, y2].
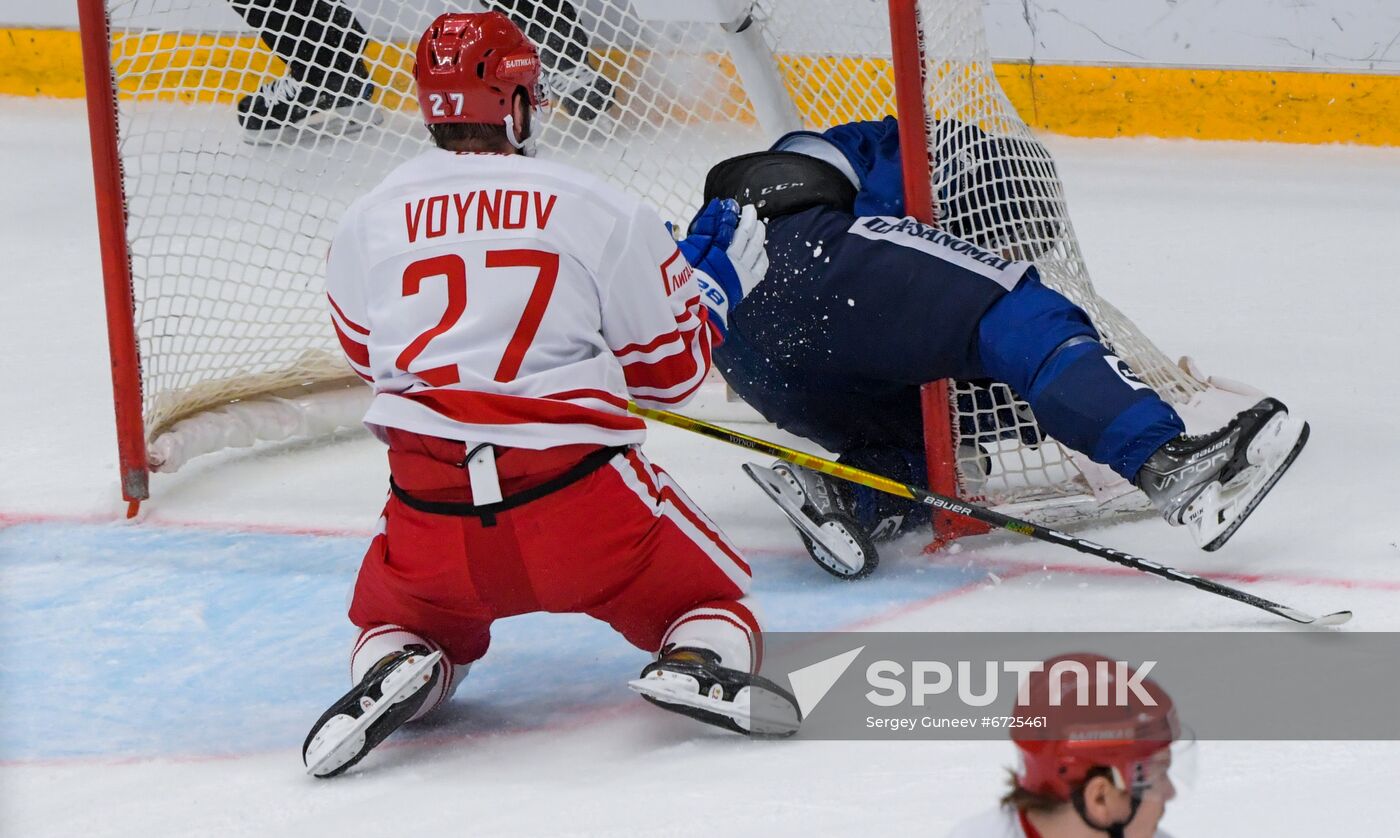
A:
[437, 139, 518, 157]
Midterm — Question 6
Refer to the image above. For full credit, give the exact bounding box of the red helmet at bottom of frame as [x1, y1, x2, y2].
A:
[1012, 652, 1181, 803]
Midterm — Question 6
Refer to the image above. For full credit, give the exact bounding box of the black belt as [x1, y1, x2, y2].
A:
[389, 445, 626, 526]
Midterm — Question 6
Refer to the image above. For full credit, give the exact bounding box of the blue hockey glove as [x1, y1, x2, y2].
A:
[677, 199, 767, 338]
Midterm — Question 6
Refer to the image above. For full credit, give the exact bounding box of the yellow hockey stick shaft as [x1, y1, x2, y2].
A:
[627, 403, 915, 501]
[626, 403, 1351, 626]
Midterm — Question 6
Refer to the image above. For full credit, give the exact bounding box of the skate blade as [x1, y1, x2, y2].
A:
[803, 518, 879, 580]
[628, 675, 799, 737]
[1191, 415, 1309, 551]
[743, 464, 867, 576]
[304, 650, 442, 777]
[752, 461, 819, 515]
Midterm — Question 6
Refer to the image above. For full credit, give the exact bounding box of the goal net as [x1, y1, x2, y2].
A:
[81, 0, 1206, 534]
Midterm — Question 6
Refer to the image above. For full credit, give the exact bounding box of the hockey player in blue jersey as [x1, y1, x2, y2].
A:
[697, 116, 1309, 577]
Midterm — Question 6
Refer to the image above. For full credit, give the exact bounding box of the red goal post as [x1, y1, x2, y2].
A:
[78, 0, 149, 514]
[888, 0, 991, 545]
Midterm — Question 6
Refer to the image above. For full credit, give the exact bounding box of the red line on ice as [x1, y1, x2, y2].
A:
[6, 508, 1397, 593]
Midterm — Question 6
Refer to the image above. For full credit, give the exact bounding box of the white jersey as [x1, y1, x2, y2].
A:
[947, 806, 1173, 838]
[326, 148, 717, 449]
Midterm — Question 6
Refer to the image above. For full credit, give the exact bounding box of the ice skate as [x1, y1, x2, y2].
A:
[302, 646, 442, 778]
[237, 73, 382, 145]
[744, 461, 878, 579]
[1136, 397, 1309, 551]
[545, 64, 614, 122]
[629, 647, 800, 737]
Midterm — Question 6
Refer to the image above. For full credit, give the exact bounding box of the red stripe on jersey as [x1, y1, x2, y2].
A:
[628, 372, 706, 406]
[673, 295, 703, 329]
[331, 316, 371, 366]
[544, 388, 630, 411]
[611, 296, 703, 357]
[398, 389, 645, 433]
[621, 324, 712, 397]
[613, 330, 683, 360]
[623, 451, 751, 576]
[327, 294, 370, 335]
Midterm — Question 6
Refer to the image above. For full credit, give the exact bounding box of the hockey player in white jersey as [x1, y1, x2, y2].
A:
[302, 11, 791, 778]
[948, 654, 1185, 838]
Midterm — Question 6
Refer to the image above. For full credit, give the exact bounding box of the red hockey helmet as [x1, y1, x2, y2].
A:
[414, 11, 545, 127]
[1012, 653, 1180, 802]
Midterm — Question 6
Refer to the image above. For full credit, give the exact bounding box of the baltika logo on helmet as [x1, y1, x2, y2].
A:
[499, 55, 538, 73]
[497, 53, 541, 86]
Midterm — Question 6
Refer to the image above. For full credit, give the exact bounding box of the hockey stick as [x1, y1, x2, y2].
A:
[630, 404, 1352, 627]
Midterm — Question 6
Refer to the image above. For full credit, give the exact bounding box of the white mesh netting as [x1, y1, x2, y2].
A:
[93, 0, 1200, 520]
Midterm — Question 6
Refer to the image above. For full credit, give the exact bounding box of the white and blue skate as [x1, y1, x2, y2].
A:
[1136, 397, 1309, 551]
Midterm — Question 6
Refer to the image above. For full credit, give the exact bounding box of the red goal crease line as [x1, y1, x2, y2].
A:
[3, 507, 1398, 596]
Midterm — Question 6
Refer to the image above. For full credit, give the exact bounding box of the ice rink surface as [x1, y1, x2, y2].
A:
[2, 95, 1399, 835]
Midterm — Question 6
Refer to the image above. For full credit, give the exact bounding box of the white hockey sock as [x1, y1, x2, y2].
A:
[659, 598, 762, 673]
[350, 625, 468, 722]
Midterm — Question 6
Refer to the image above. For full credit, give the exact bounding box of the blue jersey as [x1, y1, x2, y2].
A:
[716, 205, 1028, 455]
[714, 201, 1033, 534]
[713, 119, 1184, 533]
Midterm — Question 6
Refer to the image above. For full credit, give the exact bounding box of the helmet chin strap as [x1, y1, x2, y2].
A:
[1070, 787, 1141, 838]
[503, 113, 536, 157]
